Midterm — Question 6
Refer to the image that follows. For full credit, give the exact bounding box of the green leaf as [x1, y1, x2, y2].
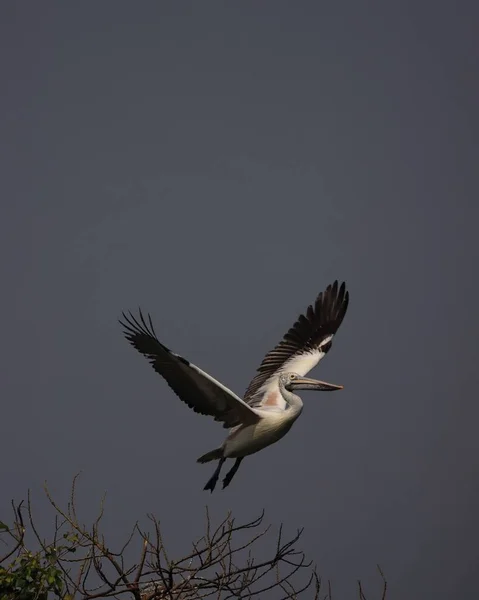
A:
[0, 522, 9, 531]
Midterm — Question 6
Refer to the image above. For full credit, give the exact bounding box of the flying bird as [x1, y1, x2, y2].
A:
[120, 280, 349, 492]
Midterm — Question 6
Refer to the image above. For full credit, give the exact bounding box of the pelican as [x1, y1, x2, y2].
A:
[120, 281, 349, 492]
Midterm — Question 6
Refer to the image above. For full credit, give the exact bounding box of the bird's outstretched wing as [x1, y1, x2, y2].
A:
[244, 281, 349, 410]
[120, 310, 259, 428]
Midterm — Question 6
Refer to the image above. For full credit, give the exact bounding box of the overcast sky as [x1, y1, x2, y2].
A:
[1, 2, 478, 598]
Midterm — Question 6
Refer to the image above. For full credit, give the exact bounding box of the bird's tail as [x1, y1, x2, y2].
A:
[197, 447, 223, 463]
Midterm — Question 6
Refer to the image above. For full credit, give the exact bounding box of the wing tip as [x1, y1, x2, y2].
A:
[118, 307, 159, 342]
[317, 279, 349, 329]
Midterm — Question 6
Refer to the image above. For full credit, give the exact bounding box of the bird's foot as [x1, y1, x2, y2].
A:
[222, 469, 238, 489]
[222, 457, 243, 489]
[203, 476, 218, 493]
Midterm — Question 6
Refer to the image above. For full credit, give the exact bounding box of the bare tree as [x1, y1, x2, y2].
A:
[0, 475, 387, 600]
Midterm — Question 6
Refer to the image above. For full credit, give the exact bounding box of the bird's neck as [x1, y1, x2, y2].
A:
[279, 385, 304, 418]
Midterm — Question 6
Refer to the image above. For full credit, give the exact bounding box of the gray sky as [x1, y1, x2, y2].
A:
[1, 2, 478, 598]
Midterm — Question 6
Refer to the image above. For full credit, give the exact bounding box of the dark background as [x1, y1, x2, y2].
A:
[1, 2, 478, 598]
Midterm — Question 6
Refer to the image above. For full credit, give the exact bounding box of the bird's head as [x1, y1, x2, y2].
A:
[280, 371, 344, 392]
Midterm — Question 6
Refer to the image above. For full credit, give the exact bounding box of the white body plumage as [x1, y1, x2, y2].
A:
[223, 406, 303, 458]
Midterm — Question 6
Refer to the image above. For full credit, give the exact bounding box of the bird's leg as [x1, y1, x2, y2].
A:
[203, 457, 226, 493]
[222, 457, 243, 489]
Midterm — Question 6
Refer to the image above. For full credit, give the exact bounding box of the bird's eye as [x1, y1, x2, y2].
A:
[289, 374, 296, 380]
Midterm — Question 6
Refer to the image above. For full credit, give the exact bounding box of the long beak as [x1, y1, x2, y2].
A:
[292, 376, 344, 391]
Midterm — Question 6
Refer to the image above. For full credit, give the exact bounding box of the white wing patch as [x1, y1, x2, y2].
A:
[319, 334, 334, 349]
[185, 359, 261, 424]
[282, 350, 325, 377]
[252, 346, 330, 410]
